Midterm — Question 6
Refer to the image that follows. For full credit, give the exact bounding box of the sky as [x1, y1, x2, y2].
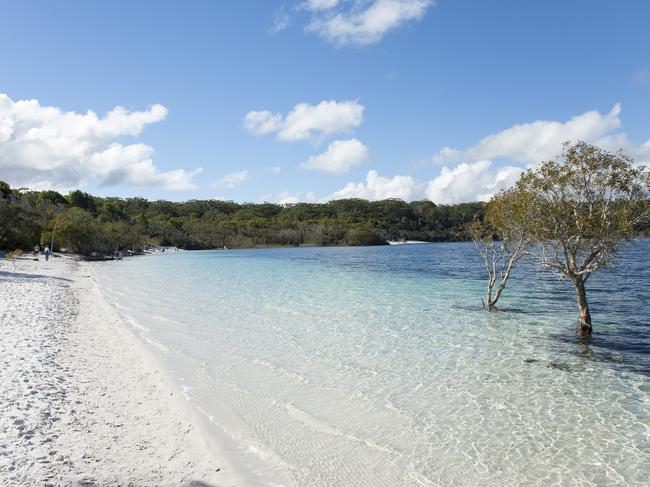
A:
[1, 0, 649, 204]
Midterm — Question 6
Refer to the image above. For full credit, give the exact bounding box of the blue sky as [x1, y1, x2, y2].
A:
[1, 0, 649, 203]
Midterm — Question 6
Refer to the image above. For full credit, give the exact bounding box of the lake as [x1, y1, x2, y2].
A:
[95, 239, 650, 486]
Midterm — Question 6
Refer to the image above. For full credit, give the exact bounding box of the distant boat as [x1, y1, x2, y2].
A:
[387, 240, 429, 245]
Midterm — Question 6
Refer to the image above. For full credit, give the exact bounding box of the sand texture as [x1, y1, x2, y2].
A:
[0, 255, 228, 486]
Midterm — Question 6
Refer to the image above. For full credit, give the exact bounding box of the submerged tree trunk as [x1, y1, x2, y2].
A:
[484, 277, 508, 311]
[573, 276, 592, 338]
[483, 275, 496, 310]
[483, 253, 517, 311]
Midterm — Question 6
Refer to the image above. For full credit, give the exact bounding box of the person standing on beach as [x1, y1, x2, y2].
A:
[44, 246, 50, 261]
[33, 244, 40, 259]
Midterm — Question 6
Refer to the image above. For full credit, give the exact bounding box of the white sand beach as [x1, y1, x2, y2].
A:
[0, 255, 230, 486]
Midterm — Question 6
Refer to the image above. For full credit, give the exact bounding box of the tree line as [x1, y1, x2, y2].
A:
[0, 180, 485, 254]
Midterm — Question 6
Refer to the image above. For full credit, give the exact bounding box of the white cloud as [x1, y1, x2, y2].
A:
[307, 0, 433, 46]
[214, 170, 250, 189]
[301, 138, 370, 174]
[88, 143, 202, 191]
[244, 110, 283, 135]
[0, 93, 200, 191]
[326, 165, 520, 204]
[433, 104, 623, 166]
[266, 165, 282, 173]
[329, 170, 421, 200]
[632, 139, 650, 163]
[278, 192, 300, 204]
[587, 132, 650, 165]
[261, 190, 318, 204]
[425, 160, 523, 204]
[245, 100, 364, 142]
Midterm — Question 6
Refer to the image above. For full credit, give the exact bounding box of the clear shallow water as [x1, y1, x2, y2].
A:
[95, 240, 650, 486]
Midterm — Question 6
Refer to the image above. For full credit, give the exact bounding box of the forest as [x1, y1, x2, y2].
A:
[0, 180, 485, 254]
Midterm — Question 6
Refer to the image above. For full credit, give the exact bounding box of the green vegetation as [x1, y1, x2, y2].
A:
[0, 182, 485, 254]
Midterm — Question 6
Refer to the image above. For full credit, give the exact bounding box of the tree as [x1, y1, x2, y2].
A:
[38, 190, 68, 206]
[345, 227, 386, 246]
[0, 198, 43, 250]
[471, 187, 531, 310]
[0, 180, 11, 200]
[67, 190, 97, 214]
[50, 207, 99, 254]
[516, 141, 649, 337]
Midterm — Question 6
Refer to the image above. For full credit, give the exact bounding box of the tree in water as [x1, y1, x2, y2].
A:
[515, 141, 649, 337]
[471, 187, 532, 310]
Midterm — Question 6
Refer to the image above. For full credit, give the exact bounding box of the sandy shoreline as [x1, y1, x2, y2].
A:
[0, 255, 233, 486]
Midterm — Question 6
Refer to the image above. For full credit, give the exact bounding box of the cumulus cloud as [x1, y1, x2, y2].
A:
[0, 93, 200, 191]
[326, 165, 521, 204]
[432, 104, 623, 167]
[214, 170, 250, 189]
[586, 132, 650, 165]
[301, 138, 370, 174]
[425, 160, 523, 204]
[89, 144, 202, 191]
[329, 170, 421, 200]
[244, 110, 283, 135]
[307, 0, 433, 46]
[245, 100, 364, 142]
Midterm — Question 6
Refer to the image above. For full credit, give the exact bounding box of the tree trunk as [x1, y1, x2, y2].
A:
[484, 275, 496, 310]
[573, 277, 592, 338]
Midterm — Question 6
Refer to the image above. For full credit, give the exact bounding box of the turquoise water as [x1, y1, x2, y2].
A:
[95, 240, 650, 486]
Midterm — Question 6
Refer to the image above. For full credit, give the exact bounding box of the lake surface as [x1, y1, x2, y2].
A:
[95, 240, 650, 486]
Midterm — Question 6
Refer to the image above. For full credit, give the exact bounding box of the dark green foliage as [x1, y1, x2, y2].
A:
[67, 190, 97, 213]
[0, 179, 493, 254]
[0, 183, 52, 250]
[39, 190, 68, 206]
[0, 181, 11, 200]
[345, 227, 386, 246]
[51, 207, 99, 254]
[0, 200, 43, 250]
